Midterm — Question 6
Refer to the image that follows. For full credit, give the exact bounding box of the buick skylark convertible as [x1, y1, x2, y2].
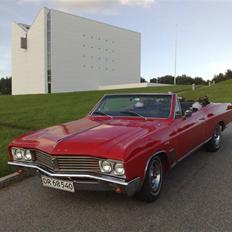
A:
[8, 93, 232, 202]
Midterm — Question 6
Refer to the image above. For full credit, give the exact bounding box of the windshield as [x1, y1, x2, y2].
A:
[92, 95, 172, 118]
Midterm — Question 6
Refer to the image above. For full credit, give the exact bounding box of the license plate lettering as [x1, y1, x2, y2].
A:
[60, 182, 65, 188]
[41, 176, 75, 193]
[42, 177, 52, 185]
[52, 180, 60, 188]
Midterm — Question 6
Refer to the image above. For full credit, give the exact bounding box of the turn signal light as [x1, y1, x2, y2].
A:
[17, 169, 24, 174]
[115, 186, 122, 193]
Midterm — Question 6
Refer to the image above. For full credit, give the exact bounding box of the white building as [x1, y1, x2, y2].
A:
[11, 8, 141, 95]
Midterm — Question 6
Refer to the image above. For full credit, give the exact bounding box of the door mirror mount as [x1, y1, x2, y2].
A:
[184, 109, 192, 118]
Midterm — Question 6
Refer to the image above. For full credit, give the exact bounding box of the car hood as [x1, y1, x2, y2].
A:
[11, 117, 164, 160]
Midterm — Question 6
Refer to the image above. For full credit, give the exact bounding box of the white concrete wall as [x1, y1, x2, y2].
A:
[12, 8, 48, 95]
[12, 23, 27, 95]
[98, 83, 171, 90]
[12, 8, 141, 95]
[50, 10, 140, 93]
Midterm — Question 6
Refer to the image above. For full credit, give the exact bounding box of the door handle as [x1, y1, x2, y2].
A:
[199, 117, 205, 121]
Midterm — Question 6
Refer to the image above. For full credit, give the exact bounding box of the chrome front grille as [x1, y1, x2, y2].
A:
[34, 151, 101, 173]
[56, 157, 100, 172]
[35, 151, 55, 170]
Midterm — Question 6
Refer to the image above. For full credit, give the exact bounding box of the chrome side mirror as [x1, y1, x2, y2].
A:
[184, 109, 192, 118]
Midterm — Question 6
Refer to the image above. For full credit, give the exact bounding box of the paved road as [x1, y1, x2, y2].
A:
[0, 125, 232, 232]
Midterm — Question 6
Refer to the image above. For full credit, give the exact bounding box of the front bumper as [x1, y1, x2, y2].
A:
[8, 161, 141, 196]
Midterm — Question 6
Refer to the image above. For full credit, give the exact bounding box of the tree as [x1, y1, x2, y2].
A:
[156, 75, 174, 84]
[0, 77, 12, 95]
[140, 77, 147, 83]
[176, 74, 194, 85]
[225, 69, 232, 79]
[213, 69, 232, 83]
[150, 74, 207, 85]
[150, 78, 157, 83]
[194, 77, 207, 85]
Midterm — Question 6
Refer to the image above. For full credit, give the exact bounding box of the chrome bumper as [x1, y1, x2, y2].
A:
[8, 161, 141, 196]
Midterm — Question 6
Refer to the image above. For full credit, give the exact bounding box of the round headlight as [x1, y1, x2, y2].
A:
[24, 150, 32, 161]
[15, 149, 23, 160]
[101, 160, 112, 173]
[114, 163, 125, 176]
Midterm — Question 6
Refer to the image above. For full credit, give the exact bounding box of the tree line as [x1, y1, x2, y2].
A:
[0, 77, 11, 95]
[212, 69, 232, 83]
[140, 69, 232, 85]
[150, 74, 207, 85]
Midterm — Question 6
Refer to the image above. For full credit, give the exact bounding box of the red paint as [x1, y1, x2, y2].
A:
[8, 94, 232, 181]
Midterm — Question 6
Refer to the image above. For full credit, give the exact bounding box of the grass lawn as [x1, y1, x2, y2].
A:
[182, 80, 232, 102]
[0, 81, 231, 177]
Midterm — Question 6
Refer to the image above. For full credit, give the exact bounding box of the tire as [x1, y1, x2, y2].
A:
[137, 156, 163, 202]
[205, 124, 222, 152]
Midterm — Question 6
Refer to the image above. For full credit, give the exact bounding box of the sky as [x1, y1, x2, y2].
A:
[0, 0, 232, 81]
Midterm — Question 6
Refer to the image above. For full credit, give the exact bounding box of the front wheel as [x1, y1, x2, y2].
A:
[137, 156, 163, 202]
[205, 124, 222, 152]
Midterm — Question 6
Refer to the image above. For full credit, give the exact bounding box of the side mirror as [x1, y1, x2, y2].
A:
[184, 109, 192, 118]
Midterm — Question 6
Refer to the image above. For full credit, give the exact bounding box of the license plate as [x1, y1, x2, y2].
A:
[41, 175, 75, 193]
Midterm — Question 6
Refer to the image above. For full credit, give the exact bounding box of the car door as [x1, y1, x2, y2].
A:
[170, 99, 206, 160]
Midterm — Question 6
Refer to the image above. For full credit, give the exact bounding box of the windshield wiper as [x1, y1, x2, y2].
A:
[120, 110, 146, 120]
[92, 111, 113, 118]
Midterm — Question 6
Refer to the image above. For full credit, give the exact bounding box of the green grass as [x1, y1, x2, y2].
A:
[0, 81, 231, 177]
[181, 80, 232, 102]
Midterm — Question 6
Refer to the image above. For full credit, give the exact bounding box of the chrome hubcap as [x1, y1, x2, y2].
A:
[214, 128, 221, 147]
[150, 159, 162, 193]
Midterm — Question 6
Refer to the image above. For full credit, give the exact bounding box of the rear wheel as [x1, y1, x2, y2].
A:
[137, 156, 163, 202]
[205, 124, 222, 152]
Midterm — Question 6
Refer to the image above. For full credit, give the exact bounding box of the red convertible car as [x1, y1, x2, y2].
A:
[8, 93, 232, 202]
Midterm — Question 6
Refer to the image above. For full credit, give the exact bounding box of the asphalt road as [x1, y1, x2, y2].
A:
[0, 124, 232, 232]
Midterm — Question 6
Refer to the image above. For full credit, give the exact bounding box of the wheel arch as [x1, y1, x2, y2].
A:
[144, 151, 170, 180]
[218, 120, 225, 131]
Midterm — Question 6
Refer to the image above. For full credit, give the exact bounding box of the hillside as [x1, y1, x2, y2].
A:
[0, 81, 231, 177]
[182, 79, 232, 102]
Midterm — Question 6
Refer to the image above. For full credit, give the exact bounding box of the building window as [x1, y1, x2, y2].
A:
[48, 83, 51, 94]
[47, 10, 52, 93]
[47, 69, 51, 82]
[20, 37, 27, 49]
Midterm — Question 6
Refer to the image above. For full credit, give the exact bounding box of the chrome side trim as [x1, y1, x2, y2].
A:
[88, 95, 106, 116]
[8, 161, 138, 186]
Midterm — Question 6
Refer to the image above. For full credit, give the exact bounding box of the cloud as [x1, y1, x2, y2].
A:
[17, 0, 155, 13]
[57, 0, 155, 8]
[120, 0, 155, 6]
